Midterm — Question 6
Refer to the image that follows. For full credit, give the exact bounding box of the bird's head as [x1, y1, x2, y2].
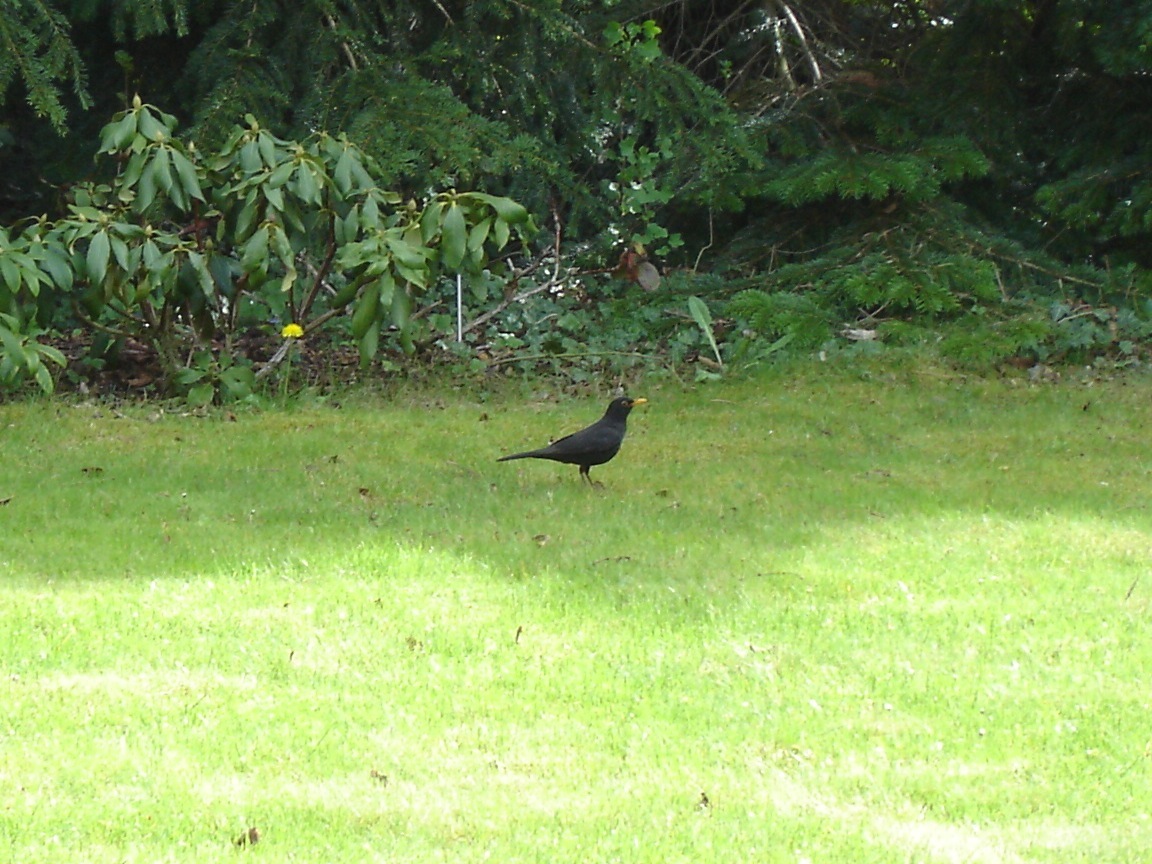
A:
[607, 396, 647, 417]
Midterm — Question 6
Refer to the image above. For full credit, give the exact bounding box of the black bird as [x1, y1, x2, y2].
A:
[498, 396, 647, 483]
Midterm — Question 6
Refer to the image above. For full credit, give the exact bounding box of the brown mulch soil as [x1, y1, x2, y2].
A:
[48, 330, 364, 398]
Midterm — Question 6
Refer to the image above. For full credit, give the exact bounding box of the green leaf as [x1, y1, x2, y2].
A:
[141, 239, 162, 269]
[239, 140, 262, 174]
[100, 112, 138, 153]
[688, 295, 712, 329]
[236, 194, 259, 240]
[24, 350, 42, 378]
[34, 342, 66, 367]
[398, 325, 414, 356]
[186, 251, 216, 298]
[109, 234, 131, 272]
[87, 231, 111, 283]
[169, 150, 205, 204]
[292, 163, 320, 205]
[263, 184, 284, 212]
[151, 148, 174, 195]
[186, 382, 215, 407]
[280, 268, 298, 293]
[328, 277, 360, 309]
[764, 333, 794, 355]
[220, 366, 255, 399]
[119, 153, 148, 196]
[208, 253, 236, 297]
[492, 218, 510, 249]
[21, 264, 47, 297]
[688, 295, 723, 368]
[388, 236, 429, 271]
[361, 194, 380, 228]
[134, 277, 154, 303]
[41, 246, 74, 290]
[350, 279, 380, 338]
[421, 201, 445, 243]
[335, 206, 360, 245]
[135, 160, 158, 212]
[270, 225, 295, 268]
[377, 270, 396, 309]
[174, 366, 205, 385]
[441, 203, 467, 270]
[0, 324, 27, 365]
[349, 157, 374, 191]
[391, 284, 411, 329]
[33, 361, 55, 394]
[357, 318, 380, 367]
[136, 107, 171, 142]
[241, 226, 270, 273]
[334, 149, 354, 194]
[467, 217, 492, 253]
[257, 132, 277, 168]
[394, 264, 426, 288]
[0, 257, 19, 292]
[467, 192, 530, 225]
[268, 161, 294, 188]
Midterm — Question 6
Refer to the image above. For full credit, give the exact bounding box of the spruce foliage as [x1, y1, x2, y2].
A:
[3, 1, 1152, 381]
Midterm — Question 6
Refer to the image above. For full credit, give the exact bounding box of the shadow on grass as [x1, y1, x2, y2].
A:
[2, 373, 1147, 605]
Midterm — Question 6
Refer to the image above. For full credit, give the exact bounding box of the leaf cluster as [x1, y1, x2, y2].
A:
[0, 101, 532, 399]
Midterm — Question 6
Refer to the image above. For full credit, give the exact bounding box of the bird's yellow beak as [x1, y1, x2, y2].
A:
[630, 398, 648, 406]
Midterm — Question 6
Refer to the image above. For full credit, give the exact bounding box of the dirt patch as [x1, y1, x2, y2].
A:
[48, 331, 364, 398]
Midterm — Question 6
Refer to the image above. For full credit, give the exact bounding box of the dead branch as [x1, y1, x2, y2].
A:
[778, 1, 822, 84]
[325, 14, 360, 71]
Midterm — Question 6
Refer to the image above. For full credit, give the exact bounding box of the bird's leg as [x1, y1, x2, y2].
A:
[580, 465, 605, 489]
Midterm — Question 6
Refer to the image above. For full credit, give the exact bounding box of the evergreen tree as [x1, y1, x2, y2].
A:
[3, 1, 1152, 374]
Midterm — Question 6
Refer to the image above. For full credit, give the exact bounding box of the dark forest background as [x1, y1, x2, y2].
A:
[3, 1, 1151, 397]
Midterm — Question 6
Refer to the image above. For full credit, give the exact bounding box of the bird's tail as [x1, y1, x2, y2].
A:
[497, 450, 542, 462]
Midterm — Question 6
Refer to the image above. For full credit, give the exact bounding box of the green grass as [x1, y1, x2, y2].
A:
[2, 367, 1151, 861]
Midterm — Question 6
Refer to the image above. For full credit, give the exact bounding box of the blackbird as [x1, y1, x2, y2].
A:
[498, 396, 647, 483]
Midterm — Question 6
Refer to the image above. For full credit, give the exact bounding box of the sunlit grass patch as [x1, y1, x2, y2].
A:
[2, 369, 1151, 861]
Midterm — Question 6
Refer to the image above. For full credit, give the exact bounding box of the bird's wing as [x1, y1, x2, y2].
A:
[549, 422, 620, 453]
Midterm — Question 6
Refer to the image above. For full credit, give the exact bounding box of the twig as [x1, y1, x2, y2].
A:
[427, 0, 454, 25]
[254, 339, 294, 381]
[486, 349, 657, 369]
[325, 14, 360, 70]
[303, 306, 346, 333]
[464, 280, 560, 335]
[778, 1, 822, 83]
[298, 229, 339, 321]
[692, 209, 715, 272]
[253, 302, 350, 382]
[69, 302, 139, 340]
[771, 15, 794, 90]
[461, 203, 567, 337]
[504, 0, 598, 50]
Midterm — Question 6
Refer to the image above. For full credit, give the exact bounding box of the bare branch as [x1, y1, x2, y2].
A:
[777, 1, 822, 83]
[254, 339, 295, 381]
[427, 0, 455, 26]
[325, 14, 360, 70]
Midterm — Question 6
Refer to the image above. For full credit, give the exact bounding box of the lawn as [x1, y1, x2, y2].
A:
[2, 366, 1150, 862]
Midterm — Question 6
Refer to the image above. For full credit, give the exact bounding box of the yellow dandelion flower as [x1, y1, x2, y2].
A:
[281, 323, 304, 339]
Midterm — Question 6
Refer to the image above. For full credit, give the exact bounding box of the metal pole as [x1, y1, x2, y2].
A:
[456, 273, 463, 342]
